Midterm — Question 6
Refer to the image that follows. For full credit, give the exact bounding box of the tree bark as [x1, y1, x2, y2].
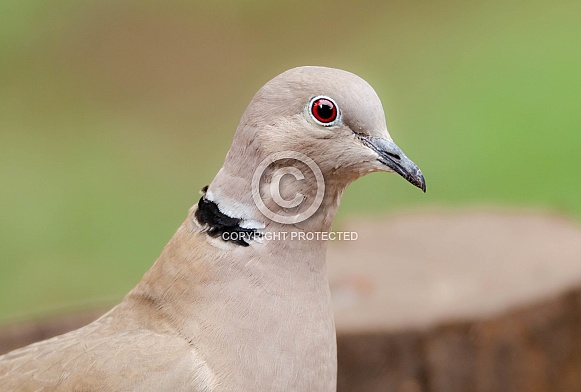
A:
[337, 289, 581, 392]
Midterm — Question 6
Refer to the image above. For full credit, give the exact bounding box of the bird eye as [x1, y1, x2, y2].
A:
[309, 96, 339, 126]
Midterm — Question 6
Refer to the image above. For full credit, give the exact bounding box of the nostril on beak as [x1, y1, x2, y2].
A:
[385, 152, 401, 160]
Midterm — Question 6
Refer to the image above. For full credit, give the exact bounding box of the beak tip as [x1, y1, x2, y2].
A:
[416, 174, 426, 193]
[409, 169, 426, 193]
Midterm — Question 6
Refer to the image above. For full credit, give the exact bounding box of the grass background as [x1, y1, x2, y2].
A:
[1, 0, 580, 323]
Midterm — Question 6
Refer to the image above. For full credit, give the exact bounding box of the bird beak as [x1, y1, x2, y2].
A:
[360, 136, 426, 192]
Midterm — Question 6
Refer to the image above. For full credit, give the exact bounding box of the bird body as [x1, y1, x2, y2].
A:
[0, 66, 424, 391]
[1, 219, 335, 391]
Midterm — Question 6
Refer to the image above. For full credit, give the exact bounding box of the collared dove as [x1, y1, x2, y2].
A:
[0, 66, 425, 391]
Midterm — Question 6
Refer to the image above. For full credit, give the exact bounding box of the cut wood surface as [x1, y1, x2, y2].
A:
[2, 209, 581, 391]
[329, 208, 581, 332]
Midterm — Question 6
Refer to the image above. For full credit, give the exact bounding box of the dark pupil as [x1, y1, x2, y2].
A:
[316, 101, 334, 120]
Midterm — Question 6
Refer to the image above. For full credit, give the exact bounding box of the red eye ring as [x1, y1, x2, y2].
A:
[310, 96, 338, 125]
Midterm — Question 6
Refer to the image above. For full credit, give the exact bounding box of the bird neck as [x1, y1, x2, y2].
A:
[204, 161, 345, 237]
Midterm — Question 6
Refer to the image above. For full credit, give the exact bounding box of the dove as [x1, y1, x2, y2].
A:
[0, 66, 425, 391]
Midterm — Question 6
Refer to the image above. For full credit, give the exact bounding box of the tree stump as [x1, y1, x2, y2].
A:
[329, 209, 581, 392]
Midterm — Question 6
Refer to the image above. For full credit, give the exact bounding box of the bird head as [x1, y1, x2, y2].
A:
[209, 66, 425, 229]
[228, 66, 425, 192]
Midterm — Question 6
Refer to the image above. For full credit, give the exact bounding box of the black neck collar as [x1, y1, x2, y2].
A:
[194, 186, 259, 247]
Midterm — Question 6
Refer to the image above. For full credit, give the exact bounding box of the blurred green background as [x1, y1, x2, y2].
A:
[1, 0, 580, 323]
